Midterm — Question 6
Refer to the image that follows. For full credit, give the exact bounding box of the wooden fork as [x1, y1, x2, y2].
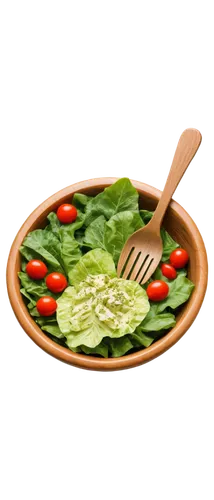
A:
[117, 128, 202, 284]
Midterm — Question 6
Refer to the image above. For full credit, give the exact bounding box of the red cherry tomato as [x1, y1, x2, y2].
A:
[170, 248, 189, 269]
[26, 260, 48, 280]
[161, 263, 177, 280]
[36, 296, 57, 316]
[57, 204, 77, 224]
[146, 280, 169, 302]
[46, 272, 68, 293]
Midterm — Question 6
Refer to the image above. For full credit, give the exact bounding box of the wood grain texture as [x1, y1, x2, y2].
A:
[151, 128, 202, 227]
[6, 177, 208, 371]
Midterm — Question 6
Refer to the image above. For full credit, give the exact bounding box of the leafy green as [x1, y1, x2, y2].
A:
[18, 271, 59, 325]
[68, 249, 117, 285]
[84, 211, 143, 264]
[152, 266, 194, 312]
[106, 337, 134, 357]
[57, 273, 150, 348]
[21, 228, 64, 272]
[29, 306, 40, 317]
[129, 313, 176, 347]
[19, 245, 41, 262]
[72, 193, 92, 212]
[59, 216, 85, 274]
[130, 330, 154, 348]
[140, 209, 154, 224]
[41, 323, 64, 339]
[21, 212, 84, 276]
[75, 229, 86, 245]
[19, 272, 50, 299]
[35, 312, 65, 340]
[140, 304, 176, 332]
[153, 266, 187, 282]
[156, 274, 194, 313]
[36, 316, 57, 326]
[84, 178, 139, 226]
[84, 215, 106, 250]
[69, 346, 82, 353]
[140, 209, 179, 260]
[20, 287, 36, 306]
[161, 228, 179, 261]
[46, 335, 67, 347]
[20, 258, 27, 272]
[104, 211, 143, 264]
[81, 342, 108, 358]
[61, 236, 82, 274]
[47, 212, 61, 239]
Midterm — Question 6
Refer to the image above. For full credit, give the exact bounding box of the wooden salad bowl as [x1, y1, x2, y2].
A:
[6, 178, 208, 371]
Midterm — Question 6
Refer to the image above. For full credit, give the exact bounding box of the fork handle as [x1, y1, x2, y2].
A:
[149, 128, 202, 230]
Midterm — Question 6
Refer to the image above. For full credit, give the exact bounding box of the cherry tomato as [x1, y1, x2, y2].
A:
[26, 260, 48, 280]
[46, 272, 68, 293]
[36, 296, 57, 316]
[161, 263, 177, 280]
[146, 280, 169, 302]
[170, 248, 189, 269]
[57, 204, 77, 224]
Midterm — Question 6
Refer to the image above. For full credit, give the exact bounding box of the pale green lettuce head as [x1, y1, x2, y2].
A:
[57, 274, 150, 349]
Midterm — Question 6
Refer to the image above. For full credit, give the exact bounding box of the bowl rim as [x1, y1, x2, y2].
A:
[7, 177, 208, 371]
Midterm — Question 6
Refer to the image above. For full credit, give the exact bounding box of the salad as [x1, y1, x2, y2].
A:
[18, 178, 194, 358]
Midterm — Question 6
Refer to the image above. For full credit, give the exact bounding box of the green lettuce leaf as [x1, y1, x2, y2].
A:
[151, 268, 194, 313]
[21, 228, 64, 272]
[104, 211, 143, 264]
[69, 346, 82, 353]
[19, 245, 41, 262]
[19, 272, 59, 300]
[160, 229, 179, 261]
[72, 193, 92, 212]
[75, 230, 85, 244]
[36, 316, 57, 326]
[41, 323, 64, 339]
[81, 342, 108, 358]
[153, 266, 187, 282]
[47, 212, 61, 239]
[106, 337, 134, 357]
[20, 212, 85, 292]
[29, 306, 41, 317]
[130, 330, 154, 348]
[61, 237, 82, 275]
[84, 215, 106, 250]
[20, 287, 36, 306]
[84, 211, 143, 264]
[35, 315, 65, 340]
[140, 209, 154, 224]
[129, 320, 176, 348]
[19, 272, 51, 299]
[68, 249, 117, 285]
[57, 274, 150, 348]
[21, 258, 28, 272]
[155, 273, 194, 313]
[84, 178, 139, 226]
[140, 304, 176, 332]
[140, 209, 179, 261]
[59, 215, 85, 274]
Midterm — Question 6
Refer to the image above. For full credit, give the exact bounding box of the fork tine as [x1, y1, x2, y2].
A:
[129, 254, 149, 281]
[122, 249, 141, 279]
[136, 257, 157, 285]
[117, 245, 134, 277]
